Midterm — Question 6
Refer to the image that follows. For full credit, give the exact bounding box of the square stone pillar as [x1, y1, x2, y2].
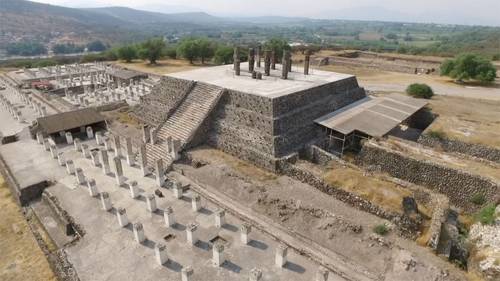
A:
[95, 131, 103, 145]
[43, 138, 50, 151]
[66, 160, 75, 175]
[150, 129, 157, 145]
[142, 125, 150, 143]
[212, 244, 225, 267]
[104, 137, 112, 151]
[146, 194, 157, 212]
[140, 144, 149, 176]
[86, 126, 94, 139]
[186, 223, 198, 246]
[81, 144, 90, 158]
[316, 266, 329, 281]
[191, 194, 201, 212]
[49, 144, 58, 159]
[113, 135, 122, 157]
[181, 266, 193, 281]
[275, 244, 288, 268]
[113, 157, 124, 186]
[215, 209, 225, 228]
[100, 149, 111, 175]
[90, 150, 100, 166]
[155, 243, 168, 265]
[87, 178, 98, 197]
[125, 137, 134, 166]
[164, 207, 175, 227]
[133, 223, 146, 243]
[171, 139, 181, 160]
[155, 159, 164, 187]
[129, 181, 139, 199]
[250, 268, 262, 281]
[116, 207, 129, 227]
[36, 132, 44, 144]
[74, 138, 81, 151]
[100, 192, 112, 211]
[75, 168, 85, 185]
[240, 223, 251, 245]
[173, 182, 183, 199]
[65, 132, 74, 145]
[57, 152, 66, 166]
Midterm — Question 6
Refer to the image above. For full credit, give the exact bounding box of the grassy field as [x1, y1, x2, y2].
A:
[426, 96, 500, 149]
[0, 176, 56, 281]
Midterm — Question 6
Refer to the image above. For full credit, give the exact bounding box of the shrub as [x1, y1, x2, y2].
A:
[373, 224, 389, 235]
[406, 83, 434, 99]
[474, 204, 497, 225]
[470, 193, 486, 205]
[440, 53, 497, 83]
[427, 130, 447, 140]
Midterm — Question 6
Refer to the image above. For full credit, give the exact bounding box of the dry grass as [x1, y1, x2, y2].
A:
[426, 95, 500, 149]
[321, 162, 412, 214]
[0, 177, 56, 281]
[189, 147, 278, 182]
[114, 59, 209, 75]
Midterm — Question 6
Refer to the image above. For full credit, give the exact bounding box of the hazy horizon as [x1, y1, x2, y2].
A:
[29, 0, 500, 26]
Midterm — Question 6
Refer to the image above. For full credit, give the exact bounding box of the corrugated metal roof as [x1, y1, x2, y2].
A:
[315, 94, 428, 137]
[37, 108, 106, 134]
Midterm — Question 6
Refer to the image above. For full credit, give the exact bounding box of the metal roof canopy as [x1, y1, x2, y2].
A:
[315, 94, 428, 138]
[37, 108, 106, 135]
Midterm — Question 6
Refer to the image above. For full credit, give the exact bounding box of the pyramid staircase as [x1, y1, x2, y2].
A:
[145, 82, 223, 170]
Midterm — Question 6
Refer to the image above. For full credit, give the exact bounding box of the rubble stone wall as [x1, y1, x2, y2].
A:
[418, 134, 500, 164]
[357, 142, 500, 209]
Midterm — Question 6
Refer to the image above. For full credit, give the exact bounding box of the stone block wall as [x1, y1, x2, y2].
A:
[357, 141, 500, 210]
[418, 134, 500, 164]
[134, 77, 194, 126]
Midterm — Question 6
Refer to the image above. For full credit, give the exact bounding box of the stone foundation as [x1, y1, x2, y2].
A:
[357, 141, 500, 210]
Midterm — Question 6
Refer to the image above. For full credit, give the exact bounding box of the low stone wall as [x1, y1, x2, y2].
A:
[357, 142, 500, 210]
[418, 134, 500, 164]
[276, 160, 420, 238]
[427, 195, 450, 251]
[303, 144, 339, 166]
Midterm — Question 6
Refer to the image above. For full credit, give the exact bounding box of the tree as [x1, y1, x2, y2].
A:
[406, 83, 434, 99]
[87, 40, 106, 52]
[263, 38, 291, 62]
[196, 38, 214, 64]
[177, 39, 199, 64]
[214, 45, 234, 65]
[117, 45, 137, 63]
[441, 53, 497, 83]
[138, 38, 165, 64]
[6, 42, 47, 56]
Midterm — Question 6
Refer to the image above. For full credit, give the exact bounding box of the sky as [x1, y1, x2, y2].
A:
[32, 0, 500, 26]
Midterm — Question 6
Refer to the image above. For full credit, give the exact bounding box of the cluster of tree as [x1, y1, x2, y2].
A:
[52, 43, 85, 54]
[441, 53, 497, 83]
[114, 37, 166, 64]
[86, 40, 107, 52]
[6, 42, 47, 56]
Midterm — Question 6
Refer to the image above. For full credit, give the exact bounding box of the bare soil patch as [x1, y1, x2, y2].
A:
[0, 177, 56, 281]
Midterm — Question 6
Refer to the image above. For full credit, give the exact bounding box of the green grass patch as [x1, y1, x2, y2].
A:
[373, 224, 389, 235]
[474, 204, 497, 225]
[427, 130, 447, 140]
[470, 193, 486, 205]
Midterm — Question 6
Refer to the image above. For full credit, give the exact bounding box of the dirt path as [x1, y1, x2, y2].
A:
[0, 176, 56, 281]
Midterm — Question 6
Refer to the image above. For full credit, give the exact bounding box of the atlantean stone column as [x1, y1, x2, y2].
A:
[264, 50, 271, 76]
[142, 125, 150, 143]
[87, 178, 98, 197]
[249, 268, 263, 281]
[100, 192, 112, 211]
[271, 50, 276, 70]
[129, 181, 139, 199]
[233, 47, 241, 76]
[113, 135, 122, 157]
[100, 149, 111, 175]
[240, 223, 251, 245]
[212, 244, 225, 267]
[248, 48, 255, 73]
[191, 194, 201, 212]
[146, 194, 157, 213]
[281, 51, 290, 80]
[215, 209, 225, 228]
[139, 144, 149, 176]
[125, 137, 134, 166]
[116, 207, 129, 227]
[256, 45, 261, 68]
[65, 132, 73, 145]
[133, 223, 146, 243]
[304, 50, 311, 75]
[186, 223, 198, 246]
